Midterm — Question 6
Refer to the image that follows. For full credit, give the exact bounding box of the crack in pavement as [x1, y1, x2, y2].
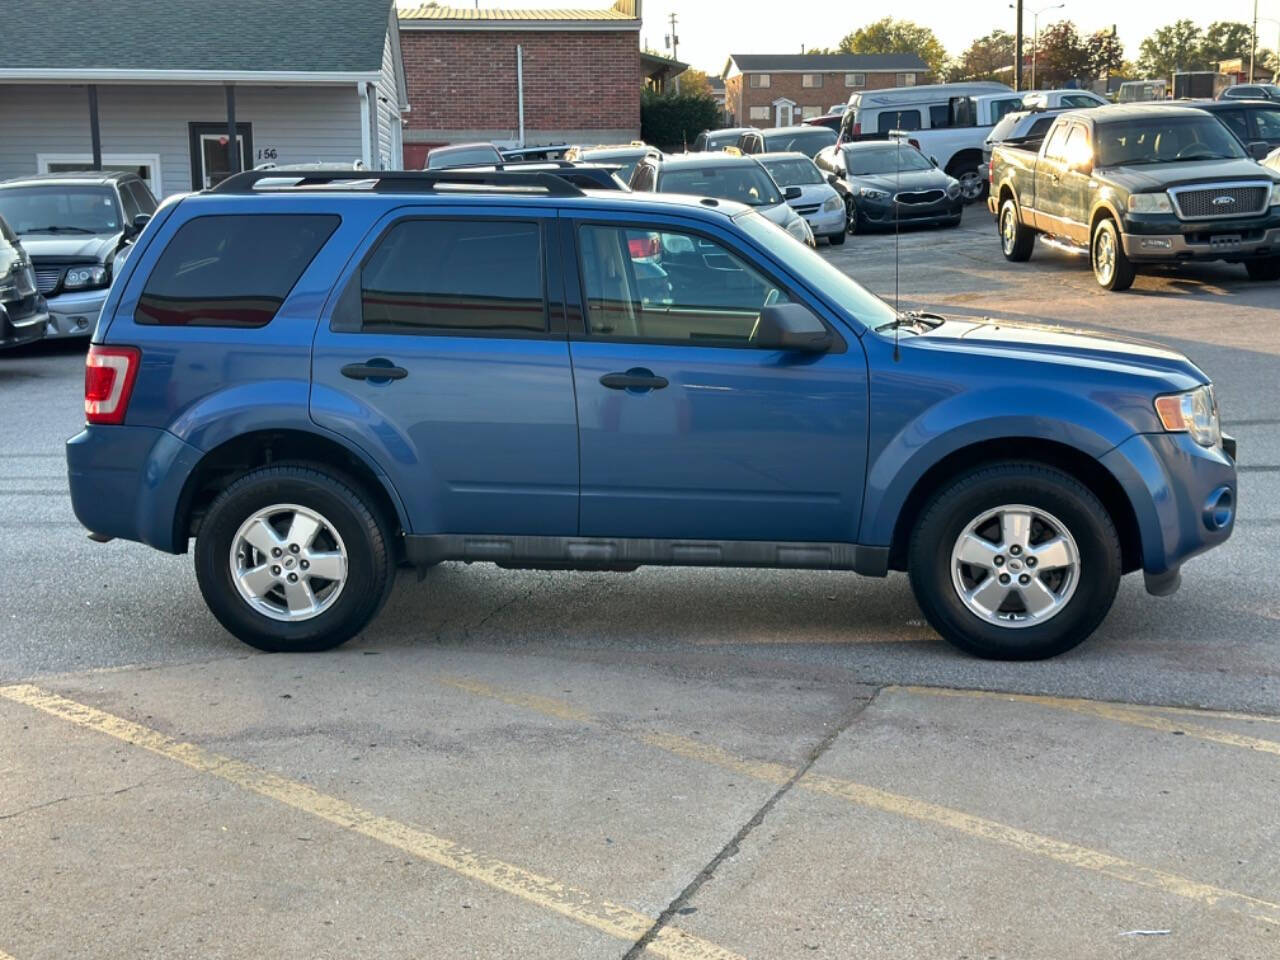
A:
[0, 775, 193, 821]
[619, 688, 881, 960]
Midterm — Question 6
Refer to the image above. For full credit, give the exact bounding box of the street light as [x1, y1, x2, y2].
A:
[1011, 2, 1066, 90]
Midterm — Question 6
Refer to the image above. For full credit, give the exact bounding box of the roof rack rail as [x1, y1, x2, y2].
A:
[208, 168, 585, 197]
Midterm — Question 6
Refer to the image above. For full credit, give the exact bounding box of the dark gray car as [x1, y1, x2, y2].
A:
[0, 214, 47, 350]
[816, 141, 963, 233]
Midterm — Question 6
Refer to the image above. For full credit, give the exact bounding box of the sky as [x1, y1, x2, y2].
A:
[404, 1, 1278, 74]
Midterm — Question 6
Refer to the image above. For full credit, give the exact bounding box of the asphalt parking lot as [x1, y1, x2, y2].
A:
[2, 203, 1278, 959]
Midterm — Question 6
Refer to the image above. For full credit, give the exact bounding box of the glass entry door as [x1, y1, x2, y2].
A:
[188, 123, 252, 189]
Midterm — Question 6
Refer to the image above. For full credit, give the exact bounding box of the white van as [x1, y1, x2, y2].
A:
[837, 82, 1014, 141]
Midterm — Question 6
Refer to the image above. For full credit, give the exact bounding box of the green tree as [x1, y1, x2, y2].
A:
[839, 18, 948, 78]
[1137, 20, 1205, 79]
[1200, 21, 1255, 66]
[640, 89, 720, 152]
[1086, 29, 1125, 80]
[1034, 20, 1092, 86]
[957, 29, 1015, 81]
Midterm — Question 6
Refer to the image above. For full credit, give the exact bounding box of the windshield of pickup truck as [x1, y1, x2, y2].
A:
[737, 210, 895, 330]
[0, 185, 122, 236]
[661, 165, 783, 206]
[843, 145, 934, 175]
[1095, 116, 1248, 166]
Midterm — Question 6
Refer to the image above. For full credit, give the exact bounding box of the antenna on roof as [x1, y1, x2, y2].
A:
[890, 119, 904, 362]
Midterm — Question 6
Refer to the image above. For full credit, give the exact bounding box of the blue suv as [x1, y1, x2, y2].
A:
[66, 168, 1237, 660]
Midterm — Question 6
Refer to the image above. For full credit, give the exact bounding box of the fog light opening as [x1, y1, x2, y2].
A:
[1204, 487, 1234, 531]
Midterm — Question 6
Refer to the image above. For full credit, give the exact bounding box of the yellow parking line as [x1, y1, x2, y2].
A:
[0, 684, 744, 960]
[898, 686, 1280, 757]
[436, 675, 1280, 927]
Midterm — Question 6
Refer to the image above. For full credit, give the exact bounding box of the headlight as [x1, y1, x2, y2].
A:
[1127, 193, 1174, 214]
[946, 178, 962, 199]
[822, 194, 843, 213]
[859, 187, 890, 201]
[63, 264, 108, 290]
[1155, 384, 1221, 448]
[1271, 183, 1280, 207]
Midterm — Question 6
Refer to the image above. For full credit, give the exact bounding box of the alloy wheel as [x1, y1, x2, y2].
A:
[230, 503, 349, 622]
[949, 504, 1080, 628]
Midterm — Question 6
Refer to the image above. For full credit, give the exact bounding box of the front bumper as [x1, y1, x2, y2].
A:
[45, 287, 108, 339]
[1120, 211, 1280, 263]
[0, 302, 48, 349]
[860, 198, 963, 227]
[66, 425, 205, 553]
[1099, 431, 1237, 595]
[800, 206, 847, 237]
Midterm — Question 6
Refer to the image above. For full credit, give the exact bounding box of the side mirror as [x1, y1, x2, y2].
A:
[826, 172, 840, 185]
[1247, 141, 1270, 160]
[929, 156, 939, 167]
[753, 303, 832, 353]
[783, 185, 802, 200]
[129, 213, 151, 235]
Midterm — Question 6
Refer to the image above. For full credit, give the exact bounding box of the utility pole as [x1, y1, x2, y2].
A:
[1250, 0, 1258, 82]
[1015, 0, 1024, 91]
[665, 12, 680, 93]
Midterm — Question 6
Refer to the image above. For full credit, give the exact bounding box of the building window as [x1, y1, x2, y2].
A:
[896, 73, 917, 87]
[845, 72, 866, 88]
[802, 73, 823, 88]
[801, 106, 822, 119]
[749, 73, 771, 88]
[37, 153, 163, 196]
[748, 105, 771, 121]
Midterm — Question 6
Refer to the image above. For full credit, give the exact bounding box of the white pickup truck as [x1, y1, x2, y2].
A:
[908, 89, 1107, 202]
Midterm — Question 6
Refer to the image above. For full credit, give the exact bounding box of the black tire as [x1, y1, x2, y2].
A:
[1244, 257, 1280, 281]
[194, 463, 394, 652]
[998, 197, 1034, 262]
[908, 462, 1121, 660]
[844, 194, 859, 235]
[828, 230, 846, 246]
[1091, 217, 1135, 291]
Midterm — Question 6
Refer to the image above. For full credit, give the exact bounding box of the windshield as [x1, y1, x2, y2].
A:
[844, 145, 934, 176]
[763, 129, 837, 157]
[760, 158, 824, 187]
[0, 185, 122, 235]
[428, 146, 502, 169]
[737, 211, 894, 331]
[1095, 116, 1247, 166]
[660, 164, 782, 206]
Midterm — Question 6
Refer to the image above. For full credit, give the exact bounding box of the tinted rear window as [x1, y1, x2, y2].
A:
[360, 219, 545, 334]
[136, 214, 338, 327]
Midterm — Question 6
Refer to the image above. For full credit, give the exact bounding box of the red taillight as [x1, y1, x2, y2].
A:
[85, 344, 140, 425]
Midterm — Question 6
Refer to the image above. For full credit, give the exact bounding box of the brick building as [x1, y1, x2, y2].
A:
[723, 53, 930, 128]
[398, 1, 644, 167]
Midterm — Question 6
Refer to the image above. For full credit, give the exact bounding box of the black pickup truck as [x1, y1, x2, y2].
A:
[987, 104, 1280, 290]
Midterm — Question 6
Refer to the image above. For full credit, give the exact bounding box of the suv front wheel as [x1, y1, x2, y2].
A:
[194, 464, 394, 652]
[908, 462, 1122, 660]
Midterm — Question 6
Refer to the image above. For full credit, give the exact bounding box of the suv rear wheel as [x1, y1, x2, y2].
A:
[194, 464, 394, 652]
[908, 462, 1121, 660]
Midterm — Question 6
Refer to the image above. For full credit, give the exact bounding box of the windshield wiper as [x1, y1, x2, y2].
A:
[877, 310, 946, 333]
[16, 225, 97, 234]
